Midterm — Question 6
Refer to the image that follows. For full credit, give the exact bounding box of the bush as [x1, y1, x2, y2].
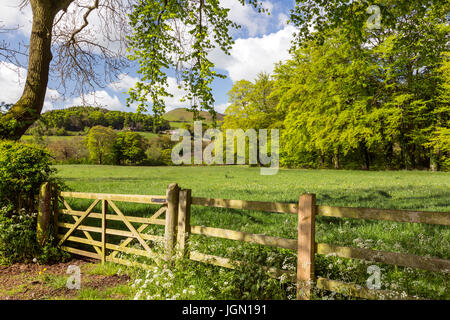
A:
[0, 141, 68, 265]
[0, 141, 55, 213]
[47, 137, 89, 163]
[0, 208, 38, 264]
[145, 135, 176, 166]
[0, 207, 69, 265]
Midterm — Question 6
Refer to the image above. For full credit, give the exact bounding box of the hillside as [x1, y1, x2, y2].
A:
[27, 106, 170, 134]
[163, 108, 224, 125]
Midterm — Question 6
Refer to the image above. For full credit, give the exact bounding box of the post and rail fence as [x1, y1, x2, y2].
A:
[37, 182, 450, 300]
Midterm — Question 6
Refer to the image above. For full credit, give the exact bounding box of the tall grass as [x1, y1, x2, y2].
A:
[55, 165, 450, 299]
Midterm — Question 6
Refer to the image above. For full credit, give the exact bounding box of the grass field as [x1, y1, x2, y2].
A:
[54, 165, 450, 299]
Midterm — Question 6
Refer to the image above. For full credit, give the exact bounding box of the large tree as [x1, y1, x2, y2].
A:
[0, 0, 133, 140]
[276, 1, 449, 170]
[0, 0, 267, 140]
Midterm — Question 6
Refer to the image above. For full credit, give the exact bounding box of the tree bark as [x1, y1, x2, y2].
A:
[430, 147, 441, 172]
[0, 0, 73, 140]
[333, 148, 340, 169]
[359, 141, 370, 170]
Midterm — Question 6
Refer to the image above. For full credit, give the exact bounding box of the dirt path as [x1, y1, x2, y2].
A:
[0, 258, 130, 300]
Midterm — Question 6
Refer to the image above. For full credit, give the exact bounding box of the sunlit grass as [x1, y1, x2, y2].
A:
[54, 165, 450, 299]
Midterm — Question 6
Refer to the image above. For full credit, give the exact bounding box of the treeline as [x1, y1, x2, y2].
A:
[26, 106, 170, 135]
[223, 3, 449, 171]
[45, 126, 175, 166]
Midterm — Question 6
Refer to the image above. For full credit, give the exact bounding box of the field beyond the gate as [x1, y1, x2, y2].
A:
[54, 165, 450, 299]
[55, 165, 449, 211]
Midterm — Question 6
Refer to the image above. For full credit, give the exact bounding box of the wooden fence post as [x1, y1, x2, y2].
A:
[165, 183, 180, 260]
[101, 199, 108, 264]
[297, 193, 316, 300]
[51, 183, 59, 238]
[37, 182, 51, 246]
[177, 189, 192, 258]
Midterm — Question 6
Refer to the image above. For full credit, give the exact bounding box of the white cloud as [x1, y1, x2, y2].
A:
[0, 0, 32, 36]
[0, 62, 60, 111]
[214, 103, 230, 114]
[210, 25, 295, 82]
[277, 13, 289, 28]
[0, 62, 27, 103]
[53, 0, 130, 54]
[164, 77, 190, 111]
[220, 0, 274, 37]
[109, 73, 187, 111]
[108, 73, 139, 92]
[69, 90, 123, 111]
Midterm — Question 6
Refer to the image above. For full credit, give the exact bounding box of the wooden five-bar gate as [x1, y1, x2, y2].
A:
[37, 182, 450, 300]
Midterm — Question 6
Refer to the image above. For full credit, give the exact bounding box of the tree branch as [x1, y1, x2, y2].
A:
[68, 0, 99, 44]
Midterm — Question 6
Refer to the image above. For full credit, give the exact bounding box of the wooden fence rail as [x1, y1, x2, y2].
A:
[37, 183, 450, 300]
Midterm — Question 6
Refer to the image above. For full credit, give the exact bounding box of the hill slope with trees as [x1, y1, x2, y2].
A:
[25, 106, 171, 136]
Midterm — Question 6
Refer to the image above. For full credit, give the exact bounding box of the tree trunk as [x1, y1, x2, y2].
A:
[430, 147, 440, 172]
[0, 0, 73, 140]
[333, 148, 340, 169]
[359, 142, 370, 170]
[384, 142, 393, 169]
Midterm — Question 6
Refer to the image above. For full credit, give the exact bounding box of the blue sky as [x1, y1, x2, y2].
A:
[0, 0, 297, 114]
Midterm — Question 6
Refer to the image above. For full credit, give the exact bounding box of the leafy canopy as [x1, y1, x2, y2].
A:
[127, 0, 268, 122]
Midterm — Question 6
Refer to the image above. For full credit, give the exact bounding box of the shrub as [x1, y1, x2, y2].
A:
[0, 141, 55, 213]
[47, 137, 89, 163]
[0, 208, 38, 264]
[0, 207, 69, 265]
[145, 135, 176, 165]
[0, 141, 67, 265]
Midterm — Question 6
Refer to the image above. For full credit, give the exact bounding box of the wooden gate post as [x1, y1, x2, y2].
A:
[165, 183, 180, 260]
[101, 199, 108, 264]
[297, 193, 316, 300]
[51, 183, 59, 239]
[177, 189, 192, 258]
[37, 182, 52, 246]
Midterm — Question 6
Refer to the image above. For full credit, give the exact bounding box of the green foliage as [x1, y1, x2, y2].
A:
[85, 126, 117, 165]
[27, 106, 170, 134]
[290, 0, 449, 48]
[424, 52, 450, 170]
[127, 0, 268, 120]
[47, 137, 90, 164]
[223, 73, 282, 130]
[144, 135, 176, 165]
[0, 141, 67, 265]
[220, 1, 450, 170]
[0, 207, 68, 265]
[225, 245, 295, 300]
[114, 131, 147, 165]
[0, 209, 38, 264]
[0, 141, 55, 212]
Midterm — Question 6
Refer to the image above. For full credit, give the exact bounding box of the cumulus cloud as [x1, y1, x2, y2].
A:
[69, 90, 123, 111]
[164, 77, 191, 111]
[0, 62, 60, 111]
[109, 73, 188, 111]
[108, 73, 139, 92]
[210, 25, 295, 82]
[277, 13, 290, 28]
[0, 0, 32, 36]
[214, 102, 230, 114]
[220, 0, 274, 37]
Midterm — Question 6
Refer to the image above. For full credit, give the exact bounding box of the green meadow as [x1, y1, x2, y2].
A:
[55, 165, 450, 299]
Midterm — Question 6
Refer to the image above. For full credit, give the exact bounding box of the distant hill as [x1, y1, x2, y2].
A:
[163, 108, 224, 125]
[27, 106, 170, 134]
